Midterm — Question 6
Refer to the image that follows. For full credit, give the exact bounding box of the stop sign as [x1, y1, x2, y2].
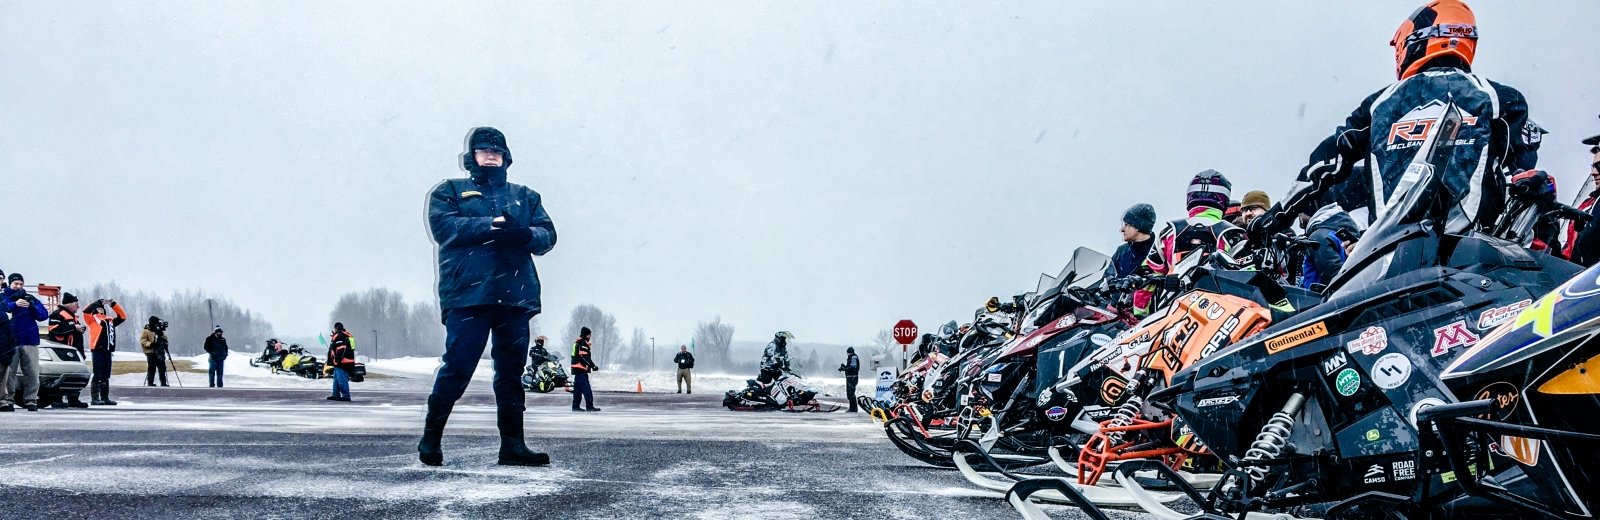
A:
[893, 320, 919, 345]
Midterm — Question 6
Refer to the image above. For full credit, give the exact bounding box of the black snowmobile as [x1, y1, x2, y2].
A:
[1116, 102, 1589, 520]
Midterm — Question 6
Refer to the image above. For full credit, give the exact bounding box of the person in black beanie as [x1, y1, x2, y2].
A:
[1110, 203, 1157, 278]
[420, 127, 558, 467]
[569, 327, 598, 412]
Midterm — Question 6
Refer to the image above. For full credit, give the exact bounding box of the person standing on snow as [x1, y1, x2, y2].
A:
[140, 316, 170, 387]
[1110, 203, 1157, 279]
[326, 322, 357, 402]
[569, 328, 599, 412]
[420, 126, 558, 467]
[0, 270, 17, 412]
[839, 347, 860, 413]
[204, 327, 229, 388]
[673, 345, 694, 394]
[1250, 0, 1543, 245]
[18, 281, 66, 410]
[44, 289, 90, 406]
[82, 299, 127, 406]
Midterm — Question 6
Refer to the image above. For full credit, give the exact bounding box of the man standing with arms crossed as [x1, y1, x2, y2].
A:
[420, 127, 558, 467]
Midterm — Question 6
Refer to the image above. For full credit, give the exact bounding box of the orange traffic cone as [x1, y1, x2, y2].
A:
[635, 379, 645, 393]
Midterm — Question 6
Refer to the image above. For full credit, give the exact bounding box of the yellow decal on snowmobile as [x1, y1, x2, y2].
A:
[1439, 463, 1478, 484]
[1512, 292, 1560, 338]
[1264, 322, 1328, 354]
[1538, 352, 1600, 395]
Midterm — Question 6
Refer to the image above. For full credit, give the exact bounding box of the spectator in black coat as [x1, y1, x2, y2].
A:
[673, 345, 695, 394]
[839, 347, 861, 413]
[204, 328, 228, 388]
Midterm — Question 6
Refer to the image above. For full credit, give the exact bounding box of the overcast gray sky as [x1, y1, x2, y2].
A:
[3, 2, 1597, 345]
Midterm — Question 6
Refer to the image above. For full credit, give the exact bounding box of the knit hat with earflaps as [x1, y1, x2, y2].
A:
[461, 127, 513, 171]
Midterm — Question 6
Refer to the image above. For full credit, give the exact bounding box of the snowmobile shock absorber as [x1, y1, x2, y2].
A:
[1104, 394, 1145, 446]
[1241, 392, 1306, 485]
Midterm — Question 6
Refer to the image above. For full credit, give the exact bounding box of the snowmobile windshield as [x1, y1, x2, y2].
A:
[1324, 102, 1462, 297]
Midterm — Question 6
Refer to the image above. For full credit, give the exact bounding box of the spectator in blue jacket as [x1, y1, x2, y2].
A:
[419, 127, 557, 468]
[5, 273, 50, 412]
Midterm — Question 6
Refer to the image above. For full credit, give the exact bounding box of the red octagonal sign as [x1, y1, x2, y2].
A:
[893, 320, 919, 345]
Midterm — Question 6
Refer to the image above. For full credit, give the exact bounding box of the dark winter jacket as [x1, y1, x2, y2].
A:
[0, 295, 13, 364]
[48, 307, 85, 350]
[570, 337, 596, 374]
[841, 352, 860, 377]
[204, 334, 229, 359]
[673, 351, 695, 370]
[1268, 64, 1541, 235]
[1300, 206, 1362, 291]
[761, 341, 790, 372]
[4, 288, 47, 346]
[428, 169, 557, 313]
[1568, 192, 1600, 266]
[529, 343, 554, 365]
[327, 331, 357, 367]
[1109, 237, 1155, 279]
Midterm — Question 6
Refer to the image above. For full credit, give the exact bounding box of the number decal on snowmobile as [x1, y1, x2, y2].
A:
[1431, 320, 1480, 357]
[1264, 321, 1328, 354]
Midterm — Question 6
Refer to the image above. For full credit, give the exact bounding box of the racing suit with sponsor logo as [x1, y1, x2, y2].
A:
[1265, 64, 1542, 234]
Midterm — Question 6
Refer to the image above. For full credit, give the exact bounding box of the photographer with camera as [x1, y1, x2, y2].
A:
[6, 274, 53, 411]
[83, 299, 127, 405]
[838, 346, 860, 413]
[140, 317, 171, 387]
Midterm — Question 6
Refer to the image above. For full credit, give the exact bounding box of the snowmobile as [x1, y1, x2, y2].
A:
[887, 249, 1124, 470]
[722, 368, 839, 412]
[521, 354, 569, 393]
[1107, 102, 1589, 520]
[278, 344, 326, 380]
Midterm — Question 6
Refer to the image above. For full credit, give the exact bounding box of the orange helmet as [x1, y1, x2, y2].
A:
[1391, 0, 1478, 80]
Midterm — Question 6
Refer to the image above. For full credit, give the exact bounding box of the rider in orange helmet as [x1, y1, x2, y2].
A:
[1251, 0, 1544, 241]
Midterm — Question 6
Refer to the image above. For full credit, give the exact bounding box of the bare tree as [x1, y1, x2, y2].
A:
[563, 304, 618, 366]
[326, 288, 450, 358]
[625, 327, 650, 371]
[693, 316, 735, 372]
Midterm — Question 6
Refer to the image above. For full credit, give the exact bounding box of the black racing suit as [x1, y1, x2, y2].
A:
[1260, 64, 1542, 236]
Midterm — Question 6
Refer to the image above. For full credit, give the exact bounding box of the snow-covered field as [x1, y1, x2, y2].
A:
[110, 351, 851, 397]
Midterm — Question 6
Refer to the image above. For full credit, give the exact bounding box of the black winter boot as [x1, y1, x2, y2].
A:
[496, 407, 549, 467]
[101, 382, 117, 405]
[89, 384, 108, 406]
[417, 402, 450, 466]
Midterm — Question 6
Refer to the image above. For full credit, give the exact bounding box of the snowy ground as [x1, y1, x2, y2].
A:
[0, 386, 1141, 519]
[111, 351, 851, 397]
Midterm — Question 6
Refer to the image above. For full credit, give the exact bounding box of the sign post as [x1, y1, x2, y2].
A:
[893, 319, 918, 370]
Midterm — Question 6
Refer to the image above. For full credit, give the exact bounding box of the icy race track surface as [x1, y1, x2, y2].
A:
[0, 386, 1149, 519]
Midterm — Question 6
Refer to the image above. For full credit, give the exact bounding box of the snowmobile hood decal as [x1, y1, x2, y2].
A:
[1444, 264, 1600, 379]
